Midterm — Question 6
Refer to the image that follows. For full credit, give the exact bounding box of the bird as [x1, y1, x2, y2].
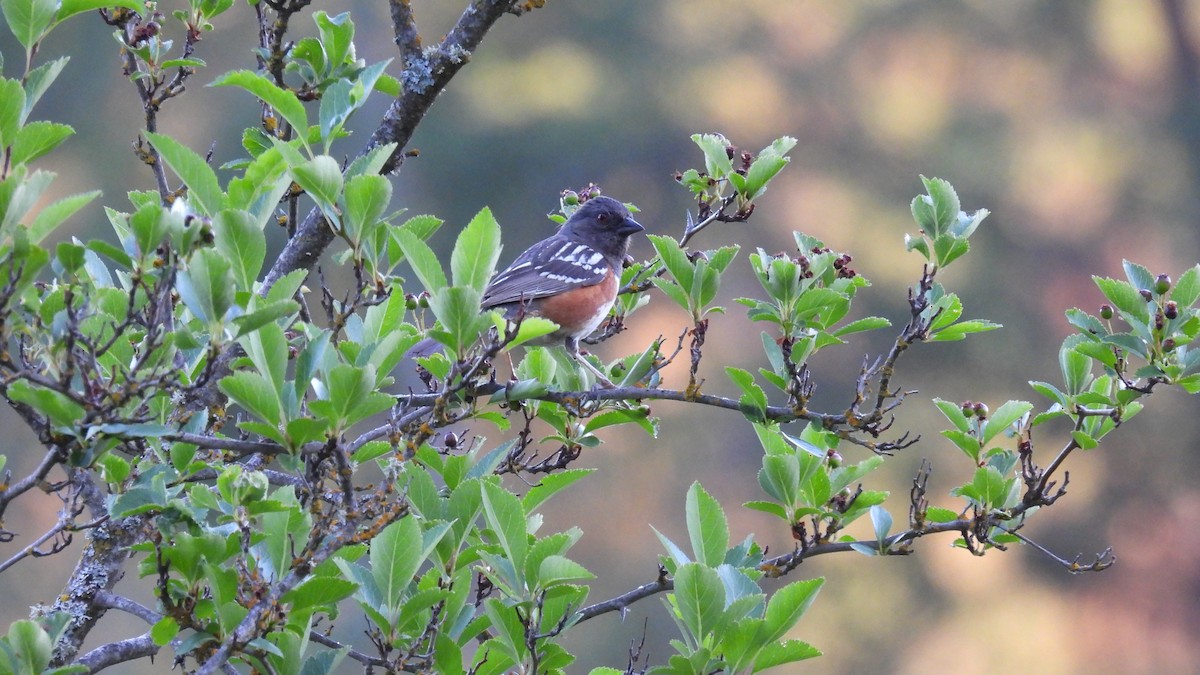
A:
[413, 195, 645, 386]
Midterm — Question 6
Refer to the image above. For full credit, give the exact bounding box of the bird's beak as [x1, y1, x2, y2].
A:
[618, 216, 645, 236]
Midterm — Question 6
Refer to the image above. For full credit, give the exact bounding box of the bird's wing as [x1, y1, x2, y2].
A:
[481, 236, 610, 308]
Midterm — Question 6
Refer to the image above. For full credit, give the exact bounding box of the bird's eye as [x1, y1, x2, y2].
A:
[596, 212, 608, 222]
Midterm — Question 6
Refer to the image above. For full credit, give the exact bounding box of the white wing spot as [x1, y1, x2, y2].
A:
[542, 272, 590, 282]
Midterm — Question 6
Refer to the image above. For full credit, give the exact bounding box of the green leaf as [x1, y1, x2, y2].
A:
[0, 78, 23, 151]
[1094, 276, 1149, 323]
[1071, 429, 1098, 450]
[56, 0, 140, 21]
[523, 469, 595, 512]
[929, 319, 1001, 342]
[726, 366, 768, 422]
[685, 482, 729, 568]
[481, 599, 526, 665]
[980, 400, 1032, 446]
[218, 371, 282, 427]
[673, 562, 725, 642]
[161, 57, 206, 69]
[1102, 331, 1148, 360]
[752, 639, 822, 671]
[341, 174, 391, 245]
[177, 248, 234, 325]
[280, 577, 358, 610]
[648, 234, 695, 294]
[503, 316, 559, 350]
[1060, 344, 1092, 396]
[758, 577, 823, 645]
[6, 619, 52, 673]
[7, 380, 84, 428]
[292, 155, 343, 220]
[86, 239, 132, 269]
[393, 227, 447, 293]
[652, 526, 691, 568]
[742, 136, 797, 199]
[933, 397, 971, 433]
[1064, 307, 1105, 339]
[111, 473, 169, 517]
[451, 207, 502, 294]
[1, 0, 56, 50]
[932, 234, 970, 268]
[150, 617, 180, 647]
[213, 209, 266, 290]
[10, 120, 72, 166]
[831, 315, 890, 338]
[925, 506, 960, 523]
[941, 429, 981, 462]
[481, 482, 527, 582]
[315, 364, 392, 429]
[232, 300, 299, 339]
[869, 505, 892, 545]
[691, 132, 734, 177]
[921, 175, 960, 236]
[371, 517, 422, 613]
[21, 56, 68, 121]
[345, 142, 396, 180]
[1122, 260, 1156, 296]
[318, 78, 353, 143]
[1029, 380, 1066, 406]
[1172, 265, 1200, 308]
[211, 71, 309, 141]
[428, 286, 485, 352]
[145, 132, 224, 215]
[54, 240, 83, 273]
[651, 277, 692, 314]
[243, 317, 288, 391]
[266, 268, 308, 306]
[952, 466, 1010, 510]
[742, 500, 789, 520]
[537, 555, 594, 587]
[28, 191, 99, 244]
[905, 232, 930, 259]
[758, 454, 799, 506]
[127, 203, 166, 259]
[581, 407, 656, 436]
[314, 11, 354, 68]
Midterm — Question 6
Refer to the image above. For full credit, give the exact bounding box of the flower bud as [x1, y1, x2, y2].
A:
[1163, 338, 1177, 351]
[562, 190, 579, 206]
[1165, 301, 1179, 320]
[1155, 274, 1172, 295]
[1099, 304, 1113, 320]
[1140, 289, 1154, 302]
[973, 402, 989, 419]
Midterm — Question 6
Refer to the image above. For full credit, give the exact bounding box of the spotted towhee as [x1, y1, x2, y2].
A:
[413, 195, 644, 384]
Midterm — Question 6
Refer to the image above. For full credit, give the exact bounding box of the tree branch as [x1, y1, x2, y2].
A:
[260, 0, 519, 294]
[51, 471, 147, 666]
[76, 634, 160, 674]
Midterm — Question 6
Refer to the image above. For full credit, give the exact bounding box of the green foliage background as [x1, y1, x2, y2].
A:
[3, 1, 1200, 672]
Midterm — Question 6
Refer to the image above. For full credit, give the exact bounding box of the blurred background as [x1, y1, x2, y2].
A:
[4, 0, 1200, 672]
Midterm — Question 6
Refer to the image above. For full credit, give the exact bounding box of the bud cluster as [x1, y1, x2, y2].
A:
[960, 400, 989, 419]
